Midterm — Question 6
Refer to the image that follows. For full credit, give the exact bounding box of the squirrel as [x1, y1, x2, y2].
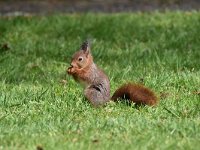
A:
[67, 41, 158, 107]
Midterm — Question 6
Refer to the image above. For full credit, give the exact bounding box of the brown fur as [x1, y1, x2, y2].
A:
[68, 41, 158, 107]
[67, 43, 94, 84]
[111, 83, 158, 106]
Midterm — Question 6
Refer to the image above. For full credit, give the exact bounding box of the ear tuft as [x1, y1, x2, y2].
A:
[81, 41, 90, 55]
[81, 41, 89, 50]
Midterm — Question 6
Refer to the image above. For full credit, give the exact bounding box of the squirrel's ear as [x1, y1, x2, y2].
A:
[81, 41, 90, 56]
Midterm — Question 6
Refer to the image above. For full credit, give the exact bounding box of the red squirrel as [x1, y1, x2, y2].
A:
[67, 41, 158, 107]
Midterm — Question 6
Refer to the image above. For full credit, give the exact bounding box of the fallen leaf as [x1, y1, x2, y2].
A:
[0, 43, 10, 52]
[60, 79, 67, 85]
[193, 91, 200, 95]
[92, 139, 99, 143]
[36, 145, 43, 150]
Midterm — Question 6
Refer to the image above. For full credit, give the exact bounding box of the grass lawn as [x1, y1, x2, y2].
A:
[0, 12, 200, 150]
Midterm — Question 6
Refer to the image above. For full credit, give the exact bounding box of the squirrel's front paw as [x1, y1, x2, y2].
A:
[67, 66, 75, 75]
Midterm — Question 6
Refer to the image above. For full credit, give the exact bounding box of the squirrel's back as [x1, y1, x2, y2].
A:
[111, 83, 158, 106]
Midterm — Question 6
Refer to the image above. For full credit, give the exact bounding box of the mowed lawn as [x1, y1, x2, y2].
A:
[0, 12, 200, 150]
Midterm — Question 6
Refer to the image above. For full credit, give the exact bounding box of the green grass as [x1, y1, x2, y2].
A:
[0, 12, 200, 150]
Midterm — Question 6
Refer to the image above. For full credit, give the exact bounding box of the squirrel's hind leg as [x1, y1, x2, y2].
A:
[84, 87, 109, 107]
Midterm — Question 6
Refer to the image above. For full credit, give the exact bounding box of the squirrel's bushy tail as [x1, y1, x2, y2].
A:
[111, 83, 158, 106]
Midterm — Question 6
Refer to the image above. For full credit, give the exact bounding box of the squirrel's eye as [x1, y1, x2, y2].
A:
[78, 57, 83, 61]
